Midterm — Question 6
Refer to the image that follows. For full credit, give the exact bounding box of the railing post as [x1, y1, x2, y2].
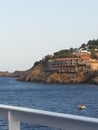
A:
[8, 111, 20, 130]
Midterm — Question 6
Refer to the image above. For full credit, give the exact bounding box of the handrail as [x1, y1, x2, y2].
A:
[0, 104, 98, 130]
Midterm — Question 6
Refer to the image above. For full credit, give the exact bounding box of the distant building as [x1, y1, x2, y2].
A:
[87, 59, 98, 71]
[47, 58, 87, 73]
[79, 48, 91, 54]
[75, 53, 91, 61]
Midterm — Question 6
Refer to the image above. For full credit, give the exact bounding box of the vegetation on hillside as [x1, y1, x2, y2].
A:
[53, 48, 74, 58]
[32, 38, 98, 68]
[80, 39, 98, 49]
[80, 39, 98, 59]
[87, 39, 98, 49]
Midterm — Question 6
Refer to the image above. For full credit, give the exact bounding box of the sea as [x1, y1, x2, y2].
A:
[0, 77, 98, 130]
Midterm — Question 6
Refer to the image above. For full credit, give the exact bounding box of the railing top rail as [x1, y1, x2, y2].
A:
[0, 104, 98, 123]
[0, 104, 98, 130]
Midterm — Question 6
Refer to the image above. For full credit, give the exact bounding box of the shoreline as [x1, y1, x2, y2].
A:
[0, 70, 98, 85]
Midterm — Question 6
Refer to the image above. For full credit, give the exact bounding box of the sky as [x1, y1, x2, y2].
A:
[0, 0, 98, 72]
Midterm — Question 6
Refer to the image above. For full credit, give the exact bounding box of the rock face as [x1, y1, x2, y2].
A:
[11, 71, 24, 77]
[89, 75, 98, 85]
[1, 65, 98, 84]
[18, 64, 97, 84]
[18, 65, 49, 82]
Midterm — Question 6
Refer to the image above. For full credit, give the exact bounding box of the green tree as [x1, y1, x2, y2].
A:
[80, 43, 86, 49]
[90, 50, 97, 59]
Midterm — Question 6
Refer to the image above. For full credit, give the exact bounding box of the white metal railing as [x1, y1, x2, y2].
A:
[0, 104, 98, 130]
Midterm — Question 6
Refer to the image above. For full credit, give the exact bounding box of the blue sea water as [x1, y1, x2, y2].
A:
[0, 77, 98, 130]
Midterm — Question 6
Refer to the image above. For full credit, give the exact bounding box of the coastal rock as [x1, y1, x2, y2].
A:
[46, 73, 62, 83]
[11, 71, 24, 77]
[0, 71, 10, 77]
[89, 75, 98, 85]
[18, 65, 48, 82]
[18, 64, 94, 84]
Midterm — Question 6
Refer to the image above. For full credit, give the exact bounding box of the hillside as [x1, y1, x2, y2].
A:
[17, 38, 98, 84]
[18, 64, 96, 84]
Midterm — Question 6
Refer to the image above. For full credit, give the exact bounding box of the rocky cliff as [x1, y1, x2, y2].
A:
[17, 64, 98, 84]
[89, 75, 98, 85]
[0, 66, 98, 84]
[10, 71, 24, 77]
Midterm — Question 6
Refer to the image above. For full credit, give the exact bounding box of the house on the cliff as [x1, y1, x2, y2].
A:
[44, 46, 98, 73]
[87, 59, 98, 71]
[75, 53, 91, 61]
[47, 58, 88, 73]
[73, 47, 91, 61]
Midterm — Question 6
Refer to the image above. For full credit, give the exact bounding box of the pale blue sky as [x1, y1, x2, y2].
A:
[0, 0, 98, 72]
